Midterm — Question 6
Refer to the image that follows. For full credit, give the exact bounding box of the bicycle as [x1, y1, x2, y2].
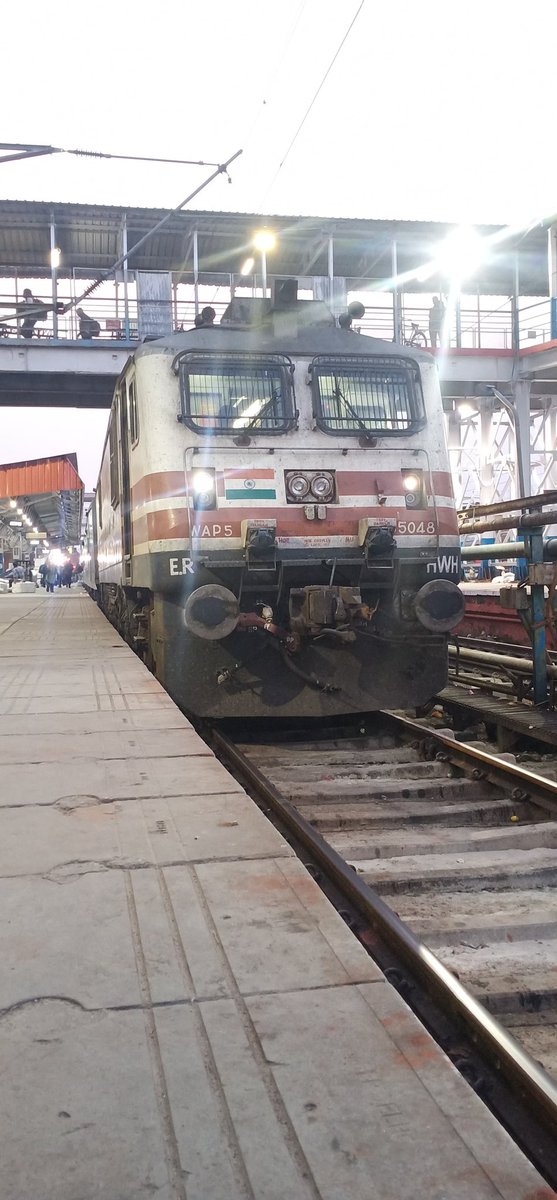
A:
[402, 321, 428, 348]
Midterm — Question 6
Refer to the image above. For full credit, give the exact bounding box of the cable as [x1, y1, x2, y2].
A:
[259, 0, 365, 205]
[241, 0, 309, 152]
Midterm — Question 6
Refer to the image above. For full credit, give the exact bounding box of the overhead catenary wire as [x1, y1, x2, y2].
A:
[259, 0, 365, 206]
[240, 0, 309, 153]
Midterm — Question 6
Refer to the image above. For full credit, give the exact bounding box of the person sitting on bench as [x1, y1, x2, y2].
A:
[77, 308, 101, 338]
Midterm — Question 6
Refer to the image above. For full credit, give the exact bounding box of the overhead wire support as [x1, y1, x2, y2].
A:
[0, 146, 243, 327]
[0, 143, 59, 165]
[66, 148, 244, 311]
[0, 142, 226, 168]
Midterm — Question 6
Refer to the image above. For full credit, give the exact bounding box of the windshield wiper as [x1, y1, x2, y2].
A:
[331, 377, 370, 434]
[242, 387, 281, 431]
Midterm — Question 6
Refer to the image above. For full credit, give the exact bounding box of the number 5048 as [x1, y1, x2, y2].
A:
[397, 520, 436, 535]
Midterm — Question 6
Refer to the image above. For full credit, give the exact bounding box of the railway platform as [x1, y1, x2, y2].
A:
[440, 682, 557, 749]
[0, 589, 554, 1200]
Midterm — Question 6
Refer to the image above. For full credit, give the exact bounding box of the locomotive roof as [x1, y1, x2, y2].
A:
[134, 322, 432, 364]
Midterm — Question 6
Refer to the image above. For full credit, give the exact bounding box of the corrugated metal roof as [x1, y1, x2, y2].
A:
[0, 454, 83, 497]
[0, 199, 551, 295]
[0, 454, 83, 544]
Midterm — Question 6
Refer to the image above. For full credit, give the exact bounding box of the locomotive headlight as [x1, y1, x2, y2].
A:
[286, 472, 310, 500]
[310, 472, 335, 502]
[402, 470, 424, 509]
[191, 469, 216, 510]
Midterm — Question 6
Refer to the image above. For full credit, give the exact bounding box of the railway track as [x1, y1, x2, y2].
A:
[212, 713, 557, 1185]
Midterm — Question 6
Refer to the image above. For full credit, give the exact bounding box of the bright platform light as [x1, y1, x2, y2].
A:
[437, 227, 485, 281]
[253, 230, 276, 253]
[458, 402, 477, 418]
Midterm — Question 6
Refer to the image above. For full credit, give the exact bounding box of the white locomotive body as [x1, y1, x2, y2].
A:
[85, 295, 463, 717]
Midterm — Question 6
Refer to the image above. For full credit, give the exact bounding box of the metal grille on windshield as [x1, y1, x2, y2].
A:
[179, 353, 295, 434]
[311, 355, 425, 435]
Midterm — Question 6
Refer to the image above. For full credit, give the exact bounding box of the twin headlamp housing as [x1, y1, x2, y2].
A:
[285, 470, 335, 504]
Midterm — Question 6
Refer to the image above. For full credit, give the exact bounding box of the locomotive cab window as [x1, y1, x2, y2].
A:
[178, 352, 295, 434]
[311, 355, 425, 436]
[109, 413, 120, 507]
[128, 378, 139, 446]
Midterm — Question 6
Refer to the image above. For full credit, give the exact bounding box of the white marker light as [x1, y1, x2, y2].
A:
[403, 474, 420, 492]
[192, 470, 214, 495]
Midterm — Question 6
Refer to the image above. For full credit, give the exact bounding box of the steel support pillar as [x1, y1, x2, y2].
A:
[513, 379, 532, 497]
[511, 254, 520, 350]
[391, 239, 401, 343]
[328, 236, 334, 311]
[523, 527, 548, 705]
[193, 230, 199, 315]
[550, 408, 557, 488]
[49, 217, 58, 338]
[479, 405, 495, 505]
[548, 225, 557, 338]
[121, 215, 130, 340]
[447, 412, 462, 505]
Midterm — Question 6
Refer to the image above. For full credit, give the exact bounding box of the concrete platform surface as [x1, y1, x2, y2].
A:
[1, 590, 555, 1200]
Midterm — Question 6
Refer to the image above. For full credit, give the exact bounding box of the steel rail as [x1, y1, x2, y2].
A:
[383, 709, 557, 813]
[212, 722, 557, 1167]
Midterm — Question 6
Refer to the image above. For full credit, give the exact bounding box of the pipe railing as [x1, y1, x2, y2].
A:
[457, 494, 557, 705]
[0, 272, 553, 350]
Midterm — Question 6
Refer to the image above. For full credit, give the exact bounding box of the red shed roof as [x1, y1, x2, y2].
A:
[0, 453, 83, 498]
[0, 453, 84, 545]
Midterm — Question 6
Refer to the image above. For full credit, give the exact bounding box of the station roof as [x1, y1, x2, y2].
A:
[0, 199, 551, 296]
[0, 453, 84, 546]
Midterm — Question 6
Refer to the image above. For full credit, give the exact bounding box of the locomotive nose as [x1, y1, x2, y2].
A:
[414, 579, 464, 633]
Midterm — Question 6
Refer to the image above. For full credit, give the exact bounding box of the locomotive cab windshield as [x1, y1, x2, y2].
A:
[178, 352, 296, 433]
[310, 354, 426, 435]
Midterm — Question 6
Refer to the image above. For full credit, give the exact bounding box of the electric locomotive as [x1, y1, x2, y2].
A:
[84, 285, 464, 717]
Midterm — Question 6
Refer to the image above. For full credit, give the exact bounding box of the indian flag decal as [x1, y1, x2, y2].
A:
[222, 468, 276, 500]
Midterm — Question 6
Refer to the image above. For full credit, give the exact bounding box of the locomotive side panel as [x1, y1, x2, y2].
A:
[96, 403, 123, 585]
